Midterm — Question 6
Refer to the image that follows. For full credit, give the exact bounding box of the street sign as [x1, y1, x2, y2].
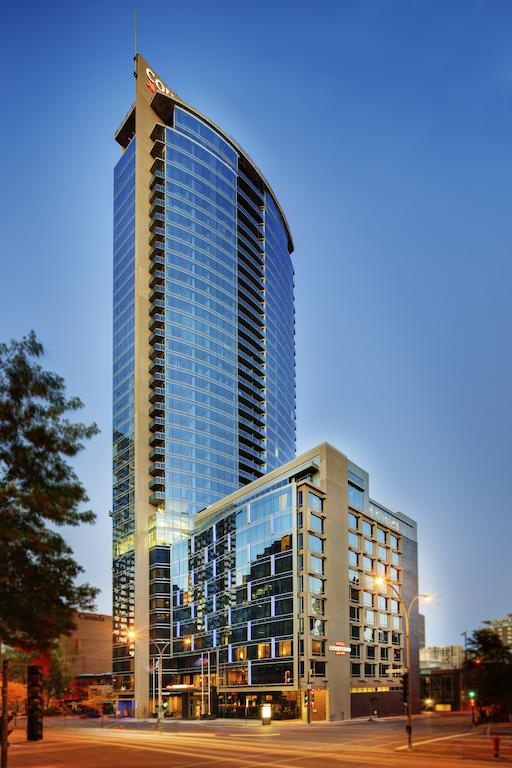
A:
[386, 667, 405, 675]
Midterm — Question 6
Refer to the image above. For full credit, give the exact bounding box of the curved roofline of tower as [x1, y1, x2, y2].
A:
[149, 87, 294, 254]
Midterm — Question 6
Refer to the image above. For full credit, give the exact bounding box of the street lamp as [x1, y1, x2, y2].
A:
[373, 576, 432, 751]
[128, 629, 172, 731]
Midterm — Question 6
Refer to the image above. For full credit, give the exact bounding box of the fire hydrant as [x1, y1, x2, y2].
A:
[492, 735, 500, 759]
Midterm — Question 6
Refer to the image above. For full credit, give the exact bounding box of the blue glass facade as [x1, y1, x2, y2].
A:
[113, 58, 296, 707]
[149, 478, 299, 719]
[112, 138, 136, 690]
[147, 105, 296, 531]
[164, 112, 239, 520]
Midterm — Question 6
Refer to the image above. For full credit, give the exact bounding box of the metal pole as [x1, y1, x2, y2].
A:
[152, 661, 156, 716]
[1, 660, 8, 768]
[403, 605, 413, 750]
[201, 653, 205, 717]
[207, 652, 211, 717]
[385, 583, 418, 750]
[158, 647, 163, 732]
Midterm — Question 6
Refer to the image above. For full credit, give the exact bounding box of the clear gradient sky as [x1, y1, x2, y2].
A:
[1, 0, 511, 645]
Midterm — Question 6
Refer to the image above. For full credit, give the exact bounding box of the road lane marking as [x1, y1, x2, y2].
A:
[395, 730, 472, 751]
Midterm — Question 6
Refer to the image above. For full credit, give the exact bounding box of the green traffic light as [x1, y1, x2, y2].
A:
[468, 691, 476, 699]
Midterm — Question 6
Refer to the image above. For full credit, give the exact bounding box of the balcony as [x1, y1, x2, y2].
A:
[150, 230, 165, 249]
[149, 403, 164, 419]
[149, 330, 165, 346]
[149, 372, 165, 387]
[239, 455, 265, 474]
[149, 344, 165, 366]
[150, 254, 165, 272]
[238, 281, 263, 309]
[238, 403, 265, 427]
[239, 425, 266, 449]
[149, 491, 166, 506]
[238, 348, 265, 375]
[149, 417, 166, 432]
[239, 443, 266, 465]
[149, 432, 165, 447]
[149, 299, 165, 315]
[238, 314, 264, 343]
[237, 188, 264, 223]
[150, 198, 164, 215]
[149, 446, 165, 461]
[239, 468, 258, 483]
[149, 387, 165, 403]
[150, 287, 165, 304]
[238, 256, 264, 287]
[150, 170, 165, 189]
[238, 296, 264, 324]
[150, 139, 165, 159]
[149, 358, 165, 374]
[238, 333, 265, 360]
[149, 314, 165, 331]
[238, 389, 265, 414]
[150, 158, 164, 176]
[150, 184, 165, 205]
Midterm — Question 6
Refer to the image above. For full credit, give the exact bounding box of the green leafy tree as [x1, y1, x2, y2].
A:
[464, 629, 512, 715]
[44, 638, 79, 703]
[0, 332, 99, 650]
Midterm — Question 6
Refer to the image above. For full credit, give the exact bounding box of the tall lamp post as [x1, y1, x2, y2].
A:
[128, 630, 172, 732]
[373, 577, 432, 751]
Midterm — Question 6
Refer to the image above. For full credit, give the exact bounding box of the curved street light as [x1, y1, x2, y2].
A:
[373, 577, 432, 750]
[127, 630, 172, 731]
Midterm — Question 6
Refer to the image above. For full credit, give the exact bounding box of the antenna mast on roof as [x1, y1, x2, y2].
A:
[134, 8, 138, 77]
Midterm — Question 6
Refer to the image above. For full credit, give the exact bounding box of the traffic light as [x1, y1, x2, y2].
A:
[401, 673, 409, 705]
[468, 690, 476, 700]
[27, 665, 43, 741]
[305, 689, 315, 706]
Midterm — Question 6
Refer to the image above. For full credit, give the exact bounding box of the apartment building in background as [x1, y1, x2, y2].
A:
[483, 614, 512, 648]
[419, 645, 465, 671]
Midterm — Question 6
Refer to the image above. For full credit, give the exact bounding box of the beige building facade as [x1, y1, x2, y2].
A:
[127, 442, 420, 720]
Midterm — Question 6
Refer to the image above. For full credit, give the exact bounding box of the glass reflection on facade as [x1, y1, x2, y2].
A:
[112, 138, 136, 693]
[112, 55, 296, 710]
[149, 483, 298, 719]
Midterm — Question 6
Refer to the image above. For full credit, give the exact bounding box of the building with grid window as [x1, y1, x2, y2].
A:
[128, 442, 420, 720]
[112, 55, 295, 714]
[482, 614, 512, 648]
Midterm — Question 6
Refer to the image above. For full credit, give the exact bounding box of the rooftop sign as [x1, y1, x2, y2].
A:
[145, 66, 176, 99]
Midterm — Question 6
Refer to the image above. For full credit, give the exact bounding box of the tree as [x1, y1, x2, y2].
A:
[44, 638, 79, 704]
[463, 629, 512, 715]
[0, 332, 99, 651]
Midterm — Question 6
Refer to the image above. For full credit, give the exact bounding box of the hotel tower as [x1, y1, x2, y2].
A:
[113, 55, 296, 712]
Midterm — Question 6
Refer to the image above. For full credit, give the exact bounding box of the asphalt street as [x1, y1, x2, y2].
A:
[8, 713, 512, 767]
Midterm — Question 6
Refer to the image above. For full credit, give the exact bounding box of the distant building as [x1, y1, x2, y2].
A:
[417, 613, 426, 649]
[420, 668, 463, 712]
[420, 645, 465, 670]
[482, 614, 512, 648]
[63, 612, 112, 677]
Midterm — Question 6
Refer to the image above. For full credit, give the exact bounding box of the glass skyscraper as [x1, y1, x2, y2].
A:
[112, 55, 295, 712]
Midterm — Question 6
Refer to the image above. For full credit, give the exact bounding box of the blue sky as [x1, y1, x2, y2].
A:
[1, 0, 511, 645]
